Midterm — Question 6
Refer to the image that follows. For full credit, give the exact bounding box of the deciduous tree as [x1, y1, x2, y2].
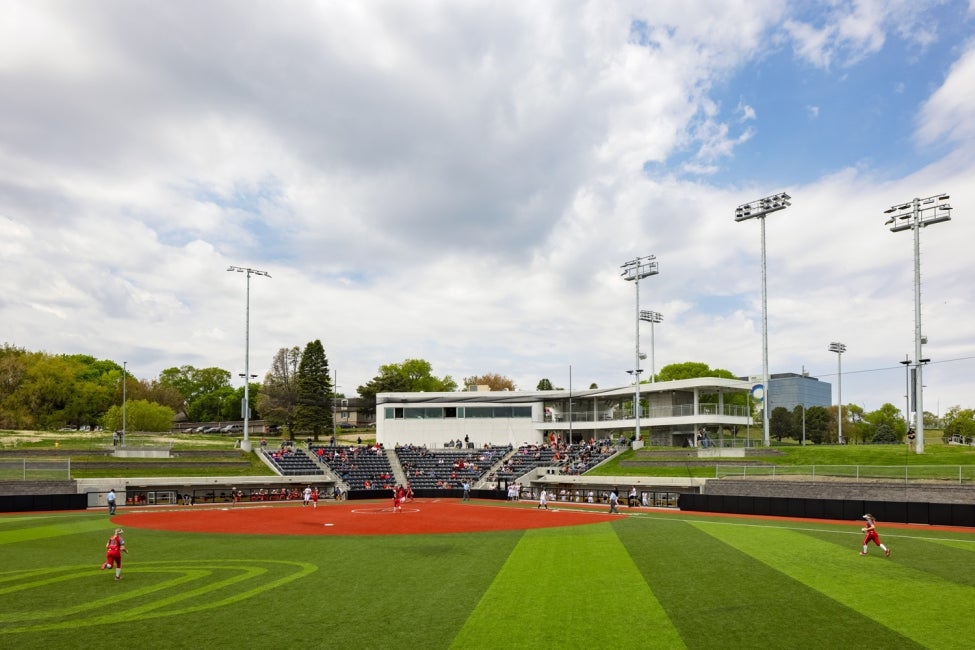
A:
[463, 373, 516, 391]
[357, 359, 457, 415]
[258, 347, 301, 438]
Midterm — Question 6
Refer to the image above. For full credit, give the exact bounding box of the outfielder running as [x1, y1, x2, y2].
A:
[859, 514, 891, 557]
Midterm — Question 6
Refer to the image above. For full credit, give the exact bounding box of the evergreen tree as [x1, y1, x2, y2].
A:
[294, 340, 332, 440]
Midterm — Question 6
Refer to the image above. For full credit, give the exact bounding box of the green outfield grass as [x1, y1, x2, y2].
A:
[1, 504, 972, 649]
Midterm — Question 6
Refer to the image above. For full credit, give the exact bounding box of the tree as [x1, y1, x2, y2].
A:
[464, 373, 516, 391]
[657, 362, 746, 410]
[871, 423, 898, 444]
[357, 359, 457, 415]
[536, 378, 554, 390]
[769, 406, 794, 441]
[103, 400, 175, 432]
[846, 404, 872, 445]
[863, 403, 907, 443]
[656, 362, 736, 382]
[294, 340, 332, 440]
[943, 407, 975, 442]
[802, 406, 830, 444]
[258, 347, 301, 439]
[158, 365, 232, 419]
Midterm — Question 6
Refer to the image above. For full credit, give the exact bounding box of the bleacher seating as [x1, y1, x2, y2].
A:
[395, 445, 509, 489]
[262, 448, 325, 476]
[310, 445, 396, 491]
[492, 440, 618, 483]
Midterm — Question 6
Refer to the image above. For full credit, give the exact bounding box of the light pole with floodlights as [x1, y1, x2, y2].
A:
[639, 310, 663, 383]
[122, 361, 127, 445]
[621, 255, 659, 443]
[735, 192, 791, 445]
[884, 193, 952, 453]
[828, 342, 846, 444]
[227, 265, 271, 452]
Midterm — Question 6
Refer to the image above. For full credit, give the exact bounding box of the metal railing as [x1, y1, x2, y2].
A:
[715, 464, 975, 484]
[547, 403, 750, 423]
[0, 459, 71, 481]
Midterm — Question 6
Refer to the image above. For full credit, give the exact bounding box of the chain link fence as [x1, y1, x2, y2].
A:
[0, 459, 71, 481]
[714, 464, 975, 484]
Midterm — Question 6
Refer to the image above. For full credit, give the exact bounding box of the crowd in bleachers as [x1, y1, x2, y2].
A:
[395, 444, 509, 489]
[310, 444, 396, 491]
[492, 438, 619, 484]
[262, 436, 622, 490]
[262, 443, 325, 476]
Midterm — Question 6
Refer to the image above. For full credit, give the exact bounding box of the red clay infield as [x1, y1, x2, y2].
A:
[112, 499, 621, 536]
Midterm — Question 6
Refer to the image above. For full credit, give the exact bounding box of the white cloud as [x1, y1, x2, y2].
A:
[0, 1, 973, 415]
[784, 0, 945, 69]
[916, 40, 975, 146]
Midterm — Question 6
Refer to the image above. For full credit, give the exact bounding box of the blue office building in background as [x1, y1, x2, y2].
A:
[767, 372, 832, 412]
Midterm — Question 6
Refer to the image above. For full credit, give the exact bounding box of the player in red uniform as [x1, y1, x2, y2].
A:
[101, 528, 128, 580]
[859, 514, 891, 557]
[392, 485, 402, 513]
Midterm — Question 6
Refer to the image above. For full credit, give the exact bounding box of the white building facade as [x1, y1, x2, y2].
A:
[376, 377, 755, 449]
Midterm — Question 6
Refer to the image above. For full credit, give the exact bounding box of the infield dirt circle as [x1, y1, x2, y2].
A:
[113, 499, 622, 536]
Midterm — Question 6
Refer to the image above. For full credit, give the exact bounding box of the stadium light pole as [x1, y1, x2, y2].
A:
[122, 361, 127, 444]
[828, 342, 846, 444]
[639, 310, 663, 383]
[621, 255, 659, 443]
[899, 356, 911, 430]
[884, 193, 952, 454]
[332, 369, 340, 443]
[228, 265, 271, 452]
[735, 192, 791, 445]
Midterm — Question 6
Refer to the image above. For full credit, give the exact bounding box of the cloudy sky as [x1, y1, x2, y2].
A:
[2, 1, 974, 415]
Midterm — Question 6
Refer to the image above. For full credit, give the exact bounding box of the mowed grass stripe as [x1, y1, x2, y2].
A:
[616, 518, 923, 649]
[451, 522, 683, 649]
[0, 517, 109, 545]
[696, 523, 973, 649]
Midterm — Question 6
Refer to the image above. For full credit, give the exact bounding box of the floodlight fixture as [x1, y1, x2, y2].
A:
[640, 310, 663, 383]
